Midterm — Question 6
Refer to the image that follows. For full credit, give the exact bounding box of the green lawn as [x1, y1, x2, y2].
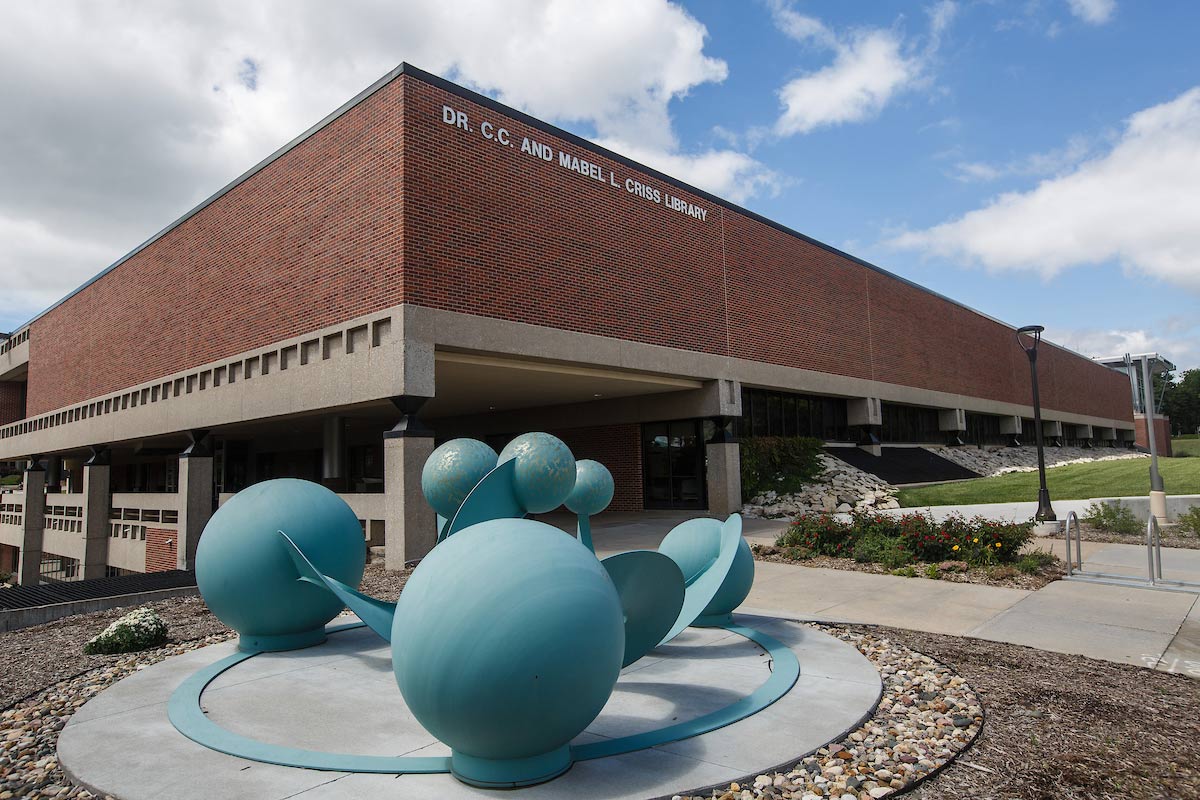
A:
[898, 451, 1200, 507]
[1174, 436, 1200, 457]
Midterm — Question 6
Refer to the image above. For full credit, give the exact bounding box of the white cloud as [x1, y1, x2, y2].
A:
[889, 87, 1200, 291]
[950, 135, 1094, 182]
[770, 1, 955, 137]
[1048, 324, 1199, 373]
[1066, 0, 1116, 25]
[0, 0, 776, 328]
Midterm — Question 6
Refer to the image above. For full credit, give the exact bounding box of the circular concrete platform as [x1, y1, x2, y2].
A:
[59, 614, 881, 800]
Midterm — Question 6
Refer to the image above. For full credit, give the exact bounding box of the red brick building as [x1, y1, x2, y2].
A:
[0, 65, 1134, 583]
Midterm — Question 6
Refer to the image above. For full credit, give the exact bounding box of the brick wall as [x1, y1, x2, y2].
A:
[145, 527, 178, 572]
[401, 76, 1132, 424]
[550, 424, 643, 512]
[24, 79, 408, 416]
[0, 383, 24, 425]
[23, 67, 1132, 427]
[1134, 415, 1173, 457]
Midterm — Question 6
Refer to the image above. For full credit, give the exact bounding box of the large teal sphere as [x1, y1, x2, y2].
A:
[392, 518, 623, 774]
[564, 459, 614, 516]
[421, 438, 499, 518]
[195, 479, 366, 652]
[497, 433, 577, 514]
[658, 517, 754, 616]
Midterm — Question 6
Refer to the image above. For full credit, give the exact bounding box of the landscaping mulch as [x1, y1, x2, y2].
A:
[752, 547, 1064, 590]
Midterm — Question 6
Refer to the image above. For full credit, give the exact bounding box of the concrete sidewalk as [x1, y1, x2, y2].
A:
[571, 511, 1200, 678]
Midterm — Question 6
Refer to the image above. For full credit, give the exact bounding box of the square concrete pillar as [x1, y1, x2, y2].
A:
[848, 398, 882, 455]
[178, 455, 214, 571]
[384, 435, 435, 570]
[938, 409, 966, 446]
[1042, 420, 1064, 438]
[999, 415, 1022, 446]
[81, 461, 111, 580]
[18, 468, 46, 586]
[705, 441, 741, 518]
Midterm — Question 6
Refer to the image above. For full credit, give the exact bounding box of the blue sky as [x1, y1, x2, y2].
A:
[2, 0, 1197, 369]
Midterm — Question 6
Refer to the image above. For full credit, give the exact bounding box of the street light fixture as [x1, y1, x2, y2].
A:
[1016, 325, 1056, 522]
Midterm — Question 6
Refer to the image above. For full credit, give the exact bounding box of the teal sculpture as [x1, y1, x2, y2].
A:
[498, 432, 577, 513]
[564, 458, 614, 552]
[392, 518, 624, 787]
[194, 479, 365, 652]
[422, 438, 498, 539]
[182, 430, 780, 788]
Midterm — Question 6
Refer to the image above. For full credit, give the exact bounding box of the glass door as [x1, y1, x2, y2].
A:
[642, 420, 706, 510]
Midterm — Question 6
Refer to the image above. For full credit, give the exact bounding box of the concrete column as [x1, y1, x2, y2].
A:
[45, 456, 62, 494]
[81, 448, 111, 580]
[705, 417, 741, 518]
[848, 397, 882, 456]
[177, 431, 214, 571]
[18, 467, 46, 585]
[1074, 424, 1094, 448]
[321, 415, 347, 492]
[938, 408, 966, 446]
[384, 397, 436, 570]
[999, 415, 1022, 447]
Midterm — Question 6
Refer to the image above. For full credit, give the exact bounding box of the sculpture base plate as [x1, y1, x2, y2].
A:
[60, 615, 882, 800]
[451, 746, 571, 788]
[237, 628, 327, 653]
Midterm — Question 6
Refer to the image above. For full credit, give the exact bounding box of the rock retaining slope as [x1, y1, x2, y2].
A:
[743, 453, 900, 519]
[924, 445, 1146, 477]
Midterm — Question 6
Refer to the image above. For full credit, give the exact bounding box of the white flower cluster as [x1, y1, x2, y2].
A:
[85, 607, 169, 654]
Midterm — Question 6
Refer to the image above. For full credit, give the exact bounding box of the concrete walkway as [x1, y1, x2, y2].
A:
[558, 511, 1200, 678]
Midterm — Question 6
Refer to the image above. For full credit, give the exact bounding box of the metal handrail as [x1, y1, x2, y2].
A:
[1063, 511, 1081, 575]
[1147, 515, 1163, 583]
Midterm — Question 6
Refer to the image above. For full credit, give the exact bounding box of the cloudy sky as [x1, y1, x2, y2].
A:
[2, 0, 1198, 370]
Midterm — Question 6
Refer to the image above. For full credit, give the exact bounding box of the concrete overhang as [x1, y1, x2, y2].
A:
[423, 351, 703, 419]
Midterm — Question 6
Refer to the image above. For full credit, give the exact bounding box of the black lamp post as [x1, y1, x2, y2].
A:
[1017, 325, 1055, 522]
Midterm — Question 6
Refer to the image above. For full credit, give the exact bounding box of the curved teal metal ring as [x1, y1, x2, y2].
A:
[167, 620, 801, 774]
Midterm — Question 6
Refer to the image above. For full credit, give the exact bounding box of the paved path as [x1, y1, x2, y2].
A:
[550, 511, 1200, 679]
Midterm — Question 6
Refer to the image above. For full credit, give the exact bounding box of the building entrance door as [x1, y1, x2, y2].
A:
[642, 420, 706, 510]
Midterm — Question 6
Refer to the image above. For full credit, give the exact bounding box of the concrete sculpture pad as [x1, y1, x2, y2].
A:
[59, 615, 881, 800]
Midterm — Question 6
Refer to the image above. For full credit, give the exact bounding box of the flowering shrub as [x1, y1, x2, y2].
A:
[84, 608, 169, 655]
[777, 511, 1033, 567]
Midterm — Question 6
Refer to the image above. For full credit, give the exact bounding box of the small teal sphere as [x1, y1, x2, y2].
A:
[498, 433, 577, 514]
[392, 518, 623, 764]
[196, 479, 365, 651]
[422, 438, 499, 518]
[564, 460, 614, 516]
[658, 517, 754, 616]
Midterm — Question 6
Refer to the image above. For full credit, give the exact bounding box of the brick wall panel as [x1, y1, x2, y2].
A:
[22, 70, 1131, 428]
[145, 527, 177, 572]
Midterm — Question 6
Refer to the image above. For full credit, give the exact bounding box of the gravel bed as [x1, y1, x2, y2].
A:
[1, 564, 1195, 799]
[675, 625, 984, 800]
[1055, 522, 1200, 550]
[752, 549, 1064, 590]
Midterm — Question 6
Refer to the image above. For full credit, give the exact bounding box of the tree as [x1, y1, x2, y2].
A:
[1163, 369, 1200, 435]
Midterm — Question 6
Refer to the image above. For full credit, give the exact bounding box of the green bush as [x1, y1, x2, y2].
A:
[0, 474, 20, 486]
[1016, 551, 1058, 574]
[777, 510, 1032, 567]
[1083, 501, 1142, 535]
[1177, 506, 1200, 537]
[891, 566, 918, 578]
[84, 608, 168, 655]
[923, 563, 941, 580]
[740, 436, 824, 502]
